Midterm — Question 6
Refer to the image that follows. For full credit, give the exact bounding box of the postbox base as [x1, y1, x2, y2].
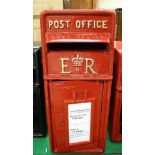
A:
[54, 147, 103, 153]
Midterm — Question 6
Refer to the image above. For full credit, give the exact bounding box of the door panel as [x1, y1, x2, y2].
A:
[49, 80, 103, 152]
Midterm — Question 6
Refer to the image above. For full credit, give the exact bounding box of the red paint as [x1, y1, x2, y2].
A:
[110, 41, 122, 142]
[40, 10, 115, 152]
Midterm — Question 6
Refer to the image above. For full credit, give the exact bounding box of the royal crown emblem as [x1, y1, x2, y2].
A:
[72, 55, 83, 67]
[71, 55, 84, 71]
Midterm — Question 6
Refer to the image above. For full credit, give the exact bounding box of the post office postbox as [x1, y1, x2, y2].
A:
[109, 41, 122, 142]
[40, 10, 115, 153]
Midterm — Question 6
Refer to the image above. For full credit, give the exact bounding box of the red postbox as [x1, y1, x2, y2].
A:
[40, 10, 115, 153]
[109, 41, 122, 142]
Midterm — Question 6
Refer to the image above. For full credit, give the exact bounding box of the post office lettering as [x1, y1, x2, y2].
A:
[49, 20, 71, 29]
[75, 20, 107, 29]
[48, 20, 107, 29]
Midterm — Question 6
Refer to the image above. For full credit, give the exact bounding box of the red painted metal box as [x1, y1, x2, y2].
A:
[110, 41, 122, 142]
[40, 10, 115, 153]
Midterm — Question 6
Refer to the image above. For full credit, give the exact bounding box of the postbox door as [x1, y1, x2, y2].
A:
[49, 80, 103, 152]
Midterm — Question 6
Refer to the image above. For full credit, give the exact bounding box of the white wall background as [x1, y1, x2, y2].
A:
[96, 0, 122, 9]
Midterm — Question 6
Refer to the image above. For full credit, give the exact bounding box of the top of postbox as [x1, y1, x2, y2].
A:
[40, 10, 116, 80]
[40, 10, 116, 43]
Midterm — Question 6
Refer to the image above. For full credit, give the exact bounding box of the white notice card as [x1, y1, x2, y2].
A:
[68, 102, 91, 144]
